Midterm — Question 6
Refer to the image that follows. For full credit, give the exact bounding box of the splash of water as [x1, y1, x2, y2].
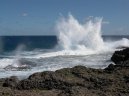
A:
[1, 14, 129, 78]
[32, 14, 129, 59]
[11, 44, 26, 67]
[56, 14, 105, 51]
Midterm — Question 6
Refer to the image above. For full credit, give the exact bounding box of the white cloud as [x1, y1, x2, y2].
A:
[22, 13, 28, 17]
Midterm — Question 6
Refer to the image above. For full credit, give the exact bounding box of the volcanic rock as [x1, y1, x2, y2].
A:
[111, 48, 129, 66]
[0, 48, 129, 95]
[3, 76, 19, 88]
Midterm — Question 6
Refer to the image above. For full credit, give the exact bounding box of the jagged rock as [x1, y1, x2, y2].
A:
[105, 64, 115, 71]
[15, 65, 129, 95]
[17, 67, 84, 90]
[111, 48, 129, 65]
[3, 76, 19, 88]
[1, 48, 129, 95]
[0, 64, 129, 95]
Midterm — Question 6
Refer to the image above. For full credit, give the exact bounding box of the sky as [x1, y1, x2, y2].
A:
[0, 0, 129, 35]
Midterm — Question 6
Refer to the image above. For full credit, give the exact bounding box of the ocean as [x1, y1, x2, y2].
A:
[0, 35, 129, 79]
[1, 35, 128, 52]
[0, 15, 129, 79]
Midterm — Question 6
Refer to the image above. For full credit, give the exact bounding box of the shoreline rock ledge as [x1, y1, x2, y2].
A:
[111, 48, 129, 67]
[0, 48, 129, 96]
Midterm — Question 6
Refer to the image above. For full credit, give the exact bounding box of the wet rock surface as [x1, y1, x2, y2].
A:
[111, 48, 129, 66]
[0, 48, 129, 96]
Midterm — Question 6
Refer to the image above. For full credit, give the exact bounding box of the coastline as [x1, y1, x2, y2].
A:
[0, 48, 129, 96]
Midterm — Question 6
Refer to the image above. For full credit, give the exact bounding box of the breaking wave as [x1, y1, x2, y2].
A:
[0, 14, 129, 78]
[34, 14, 129, 58]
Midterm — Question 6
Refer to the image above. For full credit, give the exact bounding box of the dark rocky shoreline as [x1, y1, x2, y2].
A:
[1, 48, 129, 96]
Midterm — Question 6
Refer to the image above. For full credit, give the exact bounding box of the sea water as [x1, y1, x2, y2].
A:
[0, 14, 129, 79]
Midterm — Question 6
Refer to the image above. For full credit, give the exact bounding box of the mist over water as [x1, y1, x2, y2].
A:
[55, 14, 129, 54]
[0, 14, 129, 78]
[56, 14, 105, 51]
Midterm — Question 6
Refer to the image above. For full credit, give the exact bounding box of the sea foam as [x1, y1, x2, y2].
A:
[56, 14, 105, 51]
[30, 14, 129, 59]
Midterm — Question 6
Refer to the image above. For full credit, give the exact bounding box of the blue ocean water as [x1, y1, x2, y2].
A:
[1, 15, 129, 79]
[0, 35, 129, 52]
[0, 36, 57, 52]
[0, 35, 129, 79]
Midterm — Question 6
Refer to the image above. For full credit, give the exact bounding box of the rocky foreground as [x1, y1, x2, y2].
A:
[1, 48, 129, 96]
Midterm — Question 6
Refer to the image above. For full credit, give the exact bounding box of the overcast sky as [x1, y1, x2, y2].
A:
[0, 0, 129, 35]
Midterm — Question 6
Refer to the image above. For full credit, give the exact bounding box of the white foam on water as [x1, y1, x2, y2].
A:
[31, 14, 129, 59]
[105, 38, 129, 49]
[0, 58, 13, 68]
[0, 14, 129, 78]
[56, 14, 105, 51]
[0, 14, 129, 68]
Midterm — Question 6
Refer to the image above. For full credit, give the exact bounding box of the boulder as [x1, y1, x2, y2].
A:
[104, 64, 115, 71]
[17, 67, 84, 90]
[111, 48, 129, 66]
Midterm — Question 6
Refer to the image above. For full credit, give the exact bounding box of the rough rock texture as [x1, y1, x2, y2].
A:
[3, 76, 19, 88]
[111, 48, 129, 66]
[0, 48, 129, 96]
